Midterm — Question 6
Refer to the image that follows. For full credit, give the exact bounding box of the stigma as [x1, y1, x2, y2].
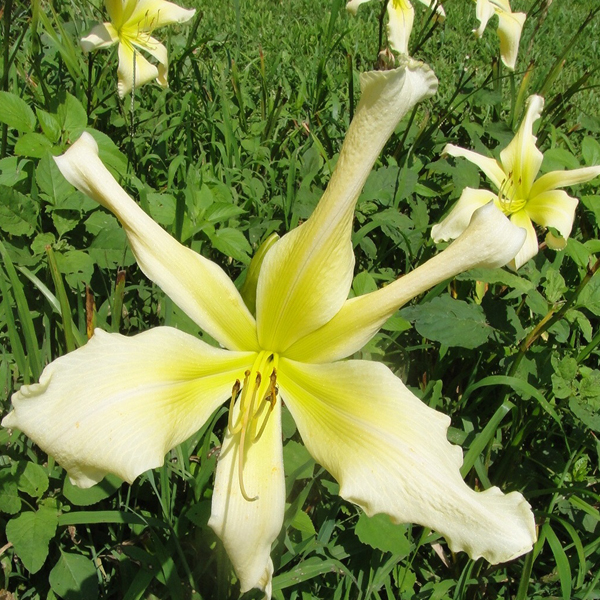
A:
[227, 351, 279, 502]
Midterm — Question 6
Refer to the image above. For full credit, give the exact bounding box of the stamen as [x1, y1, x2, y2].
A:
[237, 373, 261, 502]
[226, 353, 279, 502]
[227, 379, 241, 433]
[254, 369, 278, 443]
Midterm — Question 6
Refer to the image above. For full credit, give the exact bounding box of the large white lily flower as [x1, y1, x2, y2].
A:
[432, 95, 600, 270]
[3, 61, 536, 597]
[347, 0, 445, 55]
[81, 0, 196, 97]
[473, 0, 526, 70]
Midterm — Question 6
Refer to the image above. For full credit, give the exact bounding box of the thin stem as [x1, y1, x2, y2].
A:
[509, 257, 600, 376]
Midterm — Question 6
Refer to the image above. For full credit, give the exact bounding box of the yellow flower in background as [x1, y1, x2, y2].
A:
[347, 0, 445, 55]
[81, 0, 196, 97]
[473, 0, 526, 70]
[432, 95, 600, 269]
[3, 61, 536, 598]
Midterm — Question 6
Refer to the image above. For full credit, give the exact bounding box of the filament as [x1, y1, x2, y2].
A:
[227, 352, 279, 502]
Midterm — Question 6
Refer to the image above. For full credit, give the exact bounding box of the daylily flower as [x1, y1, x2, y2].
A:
[473, 0, 526, 70]
[3, 61, 536, 598]
[432, 95, 600, 269]
[346, 0, 445, 55]
[81, 0, 196, 97]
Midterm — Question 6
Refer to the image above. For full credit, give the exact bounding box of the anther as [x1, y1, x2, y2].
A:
[228, 379, 241, 432]
[254, 369, 278, 443]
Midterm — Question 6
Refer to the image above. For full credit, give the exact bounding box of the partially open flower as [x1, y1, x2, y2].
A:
[347, 0, 445, 55]
[81, 0, 196, 97]
[473, 0, 526, 70]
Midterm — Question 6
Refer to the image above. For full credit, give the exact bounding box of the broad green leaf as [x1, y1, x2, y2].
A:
[0, 185, 39, 236]
[290, 510, 316, 537]
[14, 133, 54, 158]
[283, 440, 314, 480]
[85, 129, 128, 174]
[49, 551, 99, 600]
[36, 108, 62, 144]
[57, 93, 88, 140]
[551, 356, 578, 399]
[457, 267, 535, 294]
[147, 192, 176, 226]
[0, 469, 21, 514]
[542, 147, 581, 171]
[570, 396, 600, 433]
[577, 271, 600, 316]
[352, 271, 377, 296]
[0, 91, 36, 132]
[205, 202, 245, 223]
[16, 462, 49, 498]
[582, 136, 600, 166]
[355, 513, 411, 556]
[63, 474, 122, 507]
[0, 155, 30, 187]
[55, 249, 95, 288]
[210, 227, 252, 263]
[36, 152, 75, 205]
[400, 296, 492, 349]
[6, 507, 58, 573]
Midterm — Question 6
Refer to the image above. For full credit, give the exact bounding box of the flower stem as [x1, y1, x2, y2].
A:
[508, 257, 600, 376]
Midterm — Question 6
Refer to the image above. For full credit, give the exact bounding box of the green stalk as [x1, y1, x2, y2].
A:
[45, 245, 76, 353]
[346, 52, 354, 123]
[112, 269, 127, 333]
[1, 0, 13, 158]
[0, 239, 42, 380]
[0, 263, 29, 384]
[577, 328, 600, 364]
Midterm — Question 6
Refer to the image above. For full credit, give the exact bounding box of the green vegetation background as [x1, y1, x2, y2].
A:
[1, 0, 600, 599]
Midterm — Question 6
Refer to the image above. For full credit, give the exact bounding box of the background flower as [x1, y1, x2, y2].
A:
[80, 0, 196, 97]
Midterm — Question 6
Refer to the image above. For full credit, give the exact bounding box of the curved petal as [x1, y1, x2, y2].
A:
[117, 41, 160, 97]
[256, 61, 438, 353]
[499, 95, 545, 197]
[444, 144, 505, 189]
[346, 0, 372, 16]
[106, 0, 132, 28]
[526, 189, 578, 239]
[2, 328, 254, 487]
[54, 133, 259, 352]
[279, 359, 536, 564]
[530, 165, 600, 198]
[497, 10, 526, 70]
[286, 202, 526, 363]
[208, 398, 284, 598]
[431, 187, 497, 242]
[128, 0, 196, 30]
[132, 36, 168, 87]
[386, 0, 414, 55]
[509, 209, 539, 269]
[80, 23, 119, 52]
[473, 0, 495, 37]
